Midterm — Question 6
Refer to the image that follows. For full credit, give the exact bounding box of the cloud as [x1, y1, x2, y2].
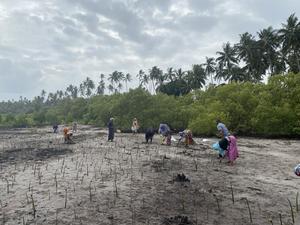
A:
[0, 0, 299, 100]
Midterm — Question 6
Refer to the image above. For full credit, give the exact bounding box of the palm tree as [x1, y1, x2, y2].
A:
[46, 92, 58, 104]
[96, 74, 105, 95]
[117, 82, 123, 93]
[214, 64, 224, 84]
[278, 13, 300, 73]
[79, 83, 85, 97]
[142, 74, 150, 91]
[235, 32, 266, 82]
[66, 84, 78, 98]
[40, 90, 46, 102]
[56, 90, 64, 99]
[108, 84, 114, 94]
[97, 81, 105, 95]
[66, 85, 74, 97]
[187, 64, 207, 90]
[229, 67, 249, 82]
[156, 73, 166, 88]
[117, 72, 124, 93]
[124, 73, 132, 92]
[273, 51, 286, 75]
[149, 66, 163, 94]
[108, 71, 124, 93]
[84, 77, 95, 97]
[216, 42, 239, 81]
[258, 26, 280, 75]
[236, 33, 255, 67]
[203, 57, 216, 84]
[136, 70, 150, 91]
[175, 68, 186, 80]
[73, 86, 78, 98]
[108, 71, 118, 93]
[166, 67, 175, 82]
[136, 70, 145, 86]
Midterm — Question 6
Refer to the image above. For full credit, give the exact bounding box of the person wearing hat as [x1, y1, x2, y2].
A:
[107, 118, 115, 141]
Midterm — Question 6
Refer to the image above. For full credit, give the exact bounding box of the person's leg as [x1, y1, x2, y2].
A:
[108, 131, 111, 141]
[161, 135, 165, 144]
[166, 135, 171, 146]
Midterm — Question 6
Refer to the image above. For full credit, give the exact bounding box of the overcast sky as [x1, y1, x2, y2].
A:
[0, 0, 299, 100]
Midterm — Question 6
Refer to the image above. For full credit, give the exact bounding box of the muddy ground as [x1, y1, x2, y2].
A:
[0, 126, 299, 225]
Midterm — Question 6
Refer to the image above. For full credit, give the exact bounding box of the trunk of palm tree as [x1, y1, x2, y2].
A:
[295, 50, 300, 72]
[151, 80, 155, 94]
[266, 49, 274, 75]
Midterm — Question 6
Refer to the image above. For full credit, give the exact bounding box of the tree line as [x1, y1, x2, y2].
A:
[1, 72, 300, 138]
[0, 14, 299, 137]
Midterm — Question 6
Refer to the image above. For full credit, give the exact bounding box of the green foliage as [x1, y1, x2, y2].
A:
[157, 79, 190, 96]
[1, 73, 300, 138]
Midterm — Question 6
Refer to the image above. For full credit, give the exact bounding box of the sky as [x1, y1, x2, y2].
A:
[0, 0, 299, 101]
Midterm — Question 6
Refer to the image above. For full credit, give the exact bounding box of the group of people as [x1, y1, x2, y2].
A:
[212, 119, 239, 166]
[107, 117, 239, 165]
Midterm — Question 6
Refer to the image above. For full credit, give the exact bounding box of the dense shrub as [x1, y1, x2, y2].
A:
[1, 73, 300, 137]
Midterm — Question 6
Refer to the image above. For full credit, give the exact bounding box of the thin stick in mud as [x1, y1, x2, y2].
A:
[296, 192, 299, 212]
[230, 182, 234, 204]
[287, 198, 295, 224]
[245, 198, 252, 224]
[30, 194, 36, 218]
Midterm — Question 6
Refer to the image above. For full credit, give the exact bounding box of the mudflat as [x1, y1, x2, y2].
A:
[0, 126, 299, 225]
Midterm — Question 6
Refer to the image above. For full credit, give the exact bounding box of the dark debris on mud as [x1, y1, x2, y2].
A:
[163, 215, 193, 225]
[173, 173, 190, 182]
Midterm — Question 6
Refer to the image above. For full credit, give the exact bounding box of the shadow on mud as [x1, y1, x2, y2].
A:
[0, 147, 73, 163]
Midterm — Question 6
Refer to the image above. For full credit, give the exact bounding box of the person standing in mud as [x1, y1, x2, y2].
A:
[131, 118, 139, 134]
[53, 124, 58, 133]
[72, 122, 77, 133]
[107, 118, 114, 141]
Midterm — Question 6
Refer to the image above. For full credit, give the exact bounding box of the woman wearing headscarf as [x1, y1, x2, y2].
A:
[107, 118, 114, 141]
[131, 118, 139, 134]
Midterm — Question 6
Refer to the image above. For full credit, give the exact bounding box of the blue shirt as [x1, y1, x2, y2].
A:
[217, 122, 229, 137]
